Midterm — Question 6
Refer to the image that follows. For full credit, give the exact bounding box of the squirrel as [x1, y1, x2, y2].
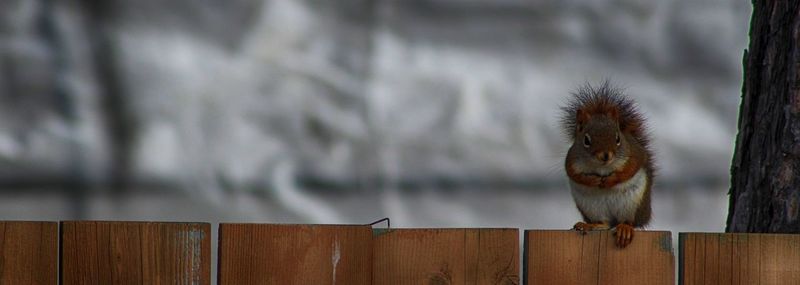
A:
[561, 82, 654, 248]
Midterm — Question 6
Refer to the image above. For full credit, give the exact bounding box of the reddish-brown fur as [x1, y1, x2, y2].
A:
[562, 82, 655, 248]
[572, 95, 645, 143]
[565, 140, 643, 188]
[560, 82, 655, 182]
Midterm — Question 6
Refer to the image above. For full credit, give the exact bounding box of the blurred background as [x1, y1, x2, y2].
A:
[1, 0, 748, 234]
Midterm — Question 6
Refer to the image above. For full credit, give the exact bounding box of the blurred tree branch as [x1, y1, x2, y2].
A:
[81, 0, 135, 193]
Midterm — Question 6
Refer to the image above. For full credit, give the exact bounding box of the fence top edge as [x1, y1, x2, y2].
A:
[218, 224, 518, 231]
[219, 223, 372, 227]
[0, 220, 58, 225]
[679, 232, 800, 236]
[60, 220, 211, 226]
[373, 227, 518, 230]
[524, 229, 671, 234]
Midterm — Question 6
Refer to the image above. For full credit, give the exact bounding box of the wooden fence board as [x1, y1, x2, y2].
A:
[372, 228, 519, 285]
[60, 221, 210, 285]
[525, 230, 673, 285]
[217, 224, 372, 285]
[680, 233, 800, 285]
[0, 221, 57, 285]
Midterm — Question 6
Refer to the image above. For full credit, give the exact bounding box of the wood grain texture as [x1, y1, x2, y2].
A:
[680, 233, 800, 285]
[372, 228, 519, 285]
[525, 230, 673, 285]
[0, 221, 57, 285]
[60, 221, 210, 285]
[217, 224, 372, 285]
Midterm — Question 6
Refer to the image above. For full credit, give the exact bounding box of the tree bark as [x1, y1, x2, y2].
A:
[727, 1, 800, 232]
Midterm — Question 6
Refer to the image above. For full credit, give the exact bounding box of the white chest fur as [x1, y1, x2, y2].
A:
[569, 169, 648, 224]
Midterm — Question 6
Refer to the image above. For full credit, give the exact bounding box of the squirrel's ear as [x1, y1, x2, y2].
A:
[576, 109, 590, 129]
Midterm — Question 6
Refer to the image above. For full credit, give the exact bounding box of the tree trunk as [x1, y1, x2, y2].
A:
[727, 1, 800, 232]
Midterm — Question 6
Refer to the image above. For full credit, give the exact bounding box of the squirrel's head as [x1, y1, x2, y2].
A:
[574, 108, 628, 166]
[561, 82, 645, 170]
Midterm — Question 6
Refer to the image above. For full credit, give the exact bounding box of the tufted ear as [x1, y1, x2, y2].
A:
[576, 109, 590, 132]
[607, 106, 619, 121]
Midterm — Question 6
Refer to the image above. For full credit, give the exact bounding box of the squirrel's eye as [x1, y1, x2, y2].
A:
[615, 133, 621, 145]
[583, 134, 591, 148]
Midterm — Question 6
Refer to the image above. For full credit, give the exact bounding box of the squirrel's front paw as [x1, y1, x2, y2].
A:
[573, 222, 609, 234]
[614, 223, 635, 248]
[573, 222, 590, 234]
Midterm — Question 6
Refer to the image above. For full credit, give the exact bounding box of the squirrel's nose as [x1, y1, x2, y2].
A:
[596, 152, 614, 163]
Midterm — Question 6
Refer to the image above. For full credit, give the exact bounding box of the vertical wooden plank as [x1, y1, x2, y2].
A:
[0, 222, 5, 282]
[759, 234, 800, 285]
[475, 229, 519, 285]
[373, 228, 518, 285]
[778, 234, 800, 283]
[61, 221, 210, 285]
[731, 234, 748, 285]
[694, 232, 705, 285]
[679, 233, 800, 285]
[595, 232, 608, 283]
[745, 234, 761, 285]
[139, 222, 210, 285]
[526, 230, 584, 285]
[527, 230, 603, 284]
[578, 230, 602, 284]
[94, 222, 112, 283]
[599, 231, 674, 285]
[109, 223, 142, 284]
[0, 221, 58, 284]
[702, 233, 719, 285]
[217, 224, 372, 285]
[526, 230, 673, 285]
[61, 221, 97, 283]
[760, 234, 778, 285]
[373, 229, 466, 285]
[680, 233, 694, 285]
[718, 233, 733, 285]
[732, 234, 742, 285]
[464, 230, 479, 285]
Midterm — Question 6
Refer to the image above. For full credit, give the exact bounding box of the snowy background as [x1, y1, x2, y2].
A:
[1, 0, 749, 237]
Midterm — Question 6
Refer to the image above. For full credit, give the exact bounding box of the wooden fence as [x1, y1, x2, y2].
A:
[680, 233, 800, 285]
[0, 221, 798, 284]
[60, 221, 210, 284]
[525, 230, 674, 285]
